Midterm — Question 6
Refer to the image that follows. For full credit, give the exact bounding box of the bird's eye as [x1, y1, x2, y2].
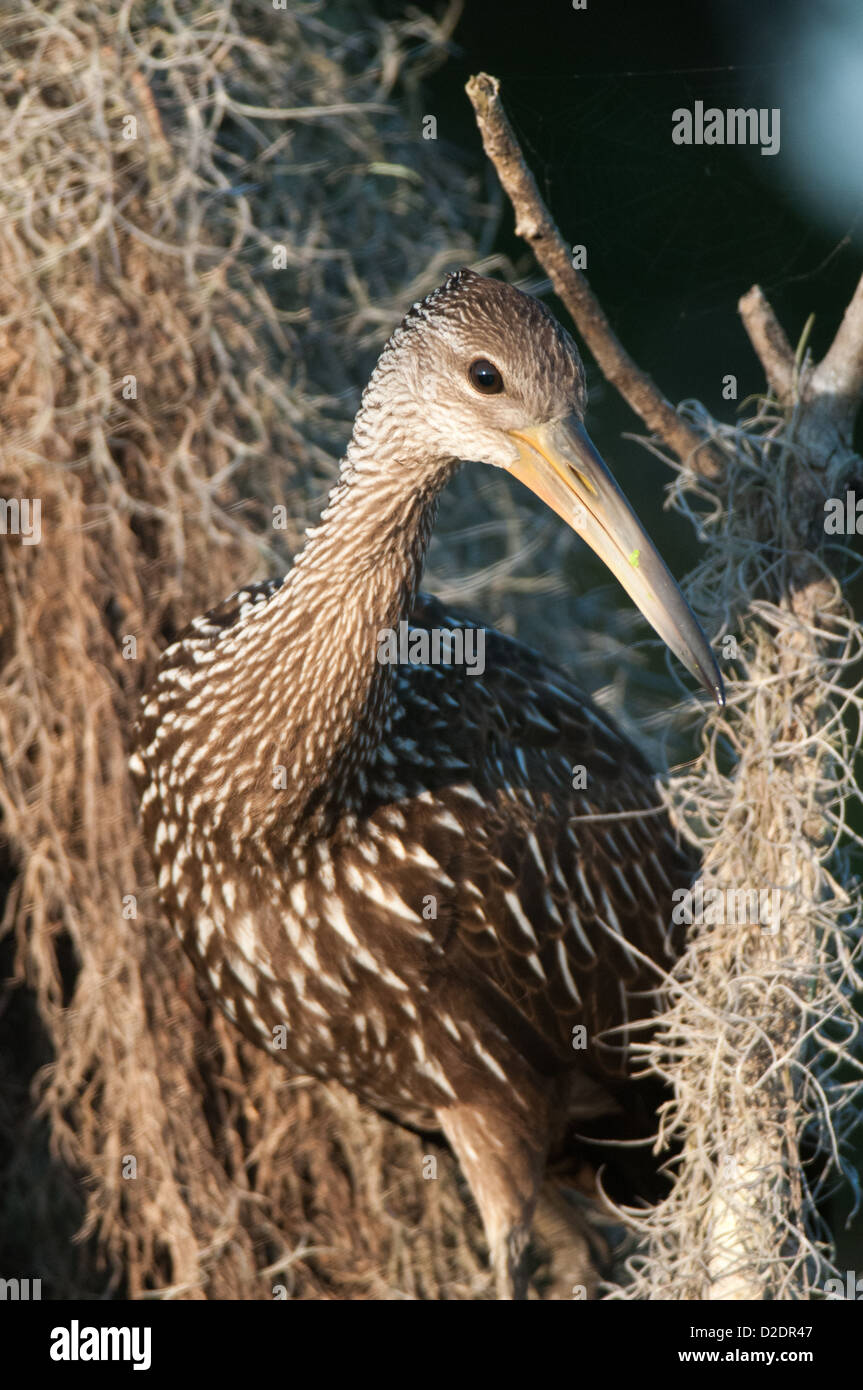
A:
[468, 358, 504, 395]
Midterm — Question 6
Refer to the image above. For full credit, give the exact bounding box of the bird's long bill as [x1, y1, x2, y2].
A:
[507, 414, 725, 706]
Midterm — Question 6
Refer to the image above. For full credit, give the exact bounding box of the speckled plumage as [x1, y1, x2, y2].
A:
[132, 270, 696, 1298]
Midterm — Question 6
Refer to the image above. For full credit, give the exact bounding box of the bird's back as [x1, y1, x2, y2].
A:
[134, 581, 693, 1147]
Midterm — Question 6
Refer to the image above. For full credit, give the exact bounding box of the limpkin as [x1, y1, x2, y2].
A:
[132, 269, 723, 1299]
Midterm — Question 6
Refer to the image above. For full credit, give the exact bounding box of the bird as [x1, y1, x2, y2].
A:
[131, 268, 724, 1300]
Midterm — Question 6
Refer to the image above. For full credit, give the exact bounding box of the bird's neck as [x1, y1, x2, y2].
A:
[231, 450, 457, 844]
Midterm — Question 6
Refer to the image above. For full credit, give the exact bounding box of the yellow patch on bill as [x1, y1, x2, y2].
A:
[628, 548, 641, 569]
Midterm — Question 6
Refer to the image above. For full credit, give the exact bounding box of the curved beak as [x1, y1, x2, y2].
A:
[507, 414, 725, 706]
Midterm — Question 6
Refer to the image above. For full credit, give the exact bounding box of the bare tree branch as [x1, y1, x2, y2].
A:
[466, 71, 725, 480]
[738, 285, 795, 405]
[809, 269, 863, 443]
[740, 273, 863, 464]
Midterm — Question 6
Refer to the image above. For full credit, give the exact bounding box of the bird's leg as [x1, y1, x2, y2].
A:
[531, 1183, 609, 1299]
[437, 1104, 546, 1301]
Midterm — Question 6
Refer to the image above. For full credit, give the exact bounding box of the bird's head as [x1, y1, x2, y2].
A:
[359, 268, 724, 705]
